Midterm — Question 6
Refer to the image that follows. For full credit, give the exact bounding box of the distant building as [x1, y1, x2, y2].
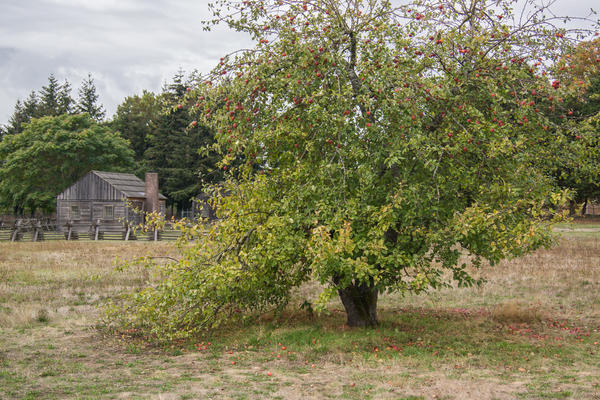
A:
[56, 171, 166, 232]
[191, 186, 230, 221]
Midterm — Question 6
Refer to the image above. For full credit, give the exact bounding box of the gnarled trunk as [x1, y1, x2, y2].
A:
[337, 281, 378, 327]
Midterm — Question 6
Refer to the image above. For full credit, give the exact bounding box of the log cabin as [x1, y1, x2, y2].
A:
[56, 171, 166, 232]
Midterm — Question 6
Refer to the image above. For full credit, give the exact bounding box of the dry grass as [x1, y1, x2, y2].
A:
[0, 235, 599, 399]
[380, 236, 600, 326]
[0, 241, 174, 329]
[490, 301, 544, 324]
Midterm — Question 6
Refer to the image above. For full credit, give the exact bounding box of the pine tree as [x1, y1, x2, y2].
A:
[3, 75, 75, 136]
[3, 91, 39, 136]
[4, 100, 25, 136]
[144, 71, 222, 212]
[58, 79, 73, 115]
[38, 74, 62, 116]
[76, 73, 105, 121]
[162, 69, 188, 101]
[23, 91, 39, 120]
[37, 74, 73, 116]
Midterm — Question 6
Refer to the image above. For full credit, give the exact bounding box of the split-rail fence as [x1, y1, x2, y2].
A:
[0, 217, 183, 242]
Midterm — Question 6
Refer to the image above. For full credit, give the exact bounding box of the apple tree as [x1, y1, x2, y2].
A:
[113, 0, 598, 337]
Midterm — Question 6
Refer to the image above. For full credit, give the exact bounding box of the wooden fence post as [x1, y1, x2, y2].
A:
[66, 220, 73, 241]
[10, 220, 21, 242]
[33, 220, 42, 242]
[94, 219, 101, 241]
[124, 222, 131, 241]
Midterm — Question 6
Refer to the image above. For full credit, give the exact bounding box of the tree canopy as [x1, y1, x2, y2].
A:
[111, 0, 597, 337]
[0, 113, 134, 214]
[111, 73, 224, 212]
[548, 39, 600, 213]
[38, 74, 73, 117]
[144, 72, 224, 211]
[111, 90, 162, 162]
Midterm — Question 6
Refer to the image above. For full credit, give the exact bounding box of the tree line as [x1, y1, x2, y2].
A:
[0, 28, 598, 222]
[1, 73, 105, 137]
[0, 71, 222, 215]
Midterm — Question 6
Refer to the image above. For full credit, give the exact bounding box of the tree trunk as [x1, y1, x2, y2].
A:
[568, 200, 576, 217]
[337, 280, 378, 327]
[581, 199, 588, 217]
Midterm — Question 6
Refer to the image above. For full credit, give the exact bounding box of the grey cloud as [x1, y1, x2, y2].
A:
[0, 0, 252, 124]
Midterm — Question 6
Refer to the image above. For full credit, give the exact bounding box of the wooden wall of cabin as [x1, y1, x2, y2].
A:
[92, 201, 127, 231]
[56, 200, 127, 232]
[57, 172, 124, 201]
[57, 199, 92, 232]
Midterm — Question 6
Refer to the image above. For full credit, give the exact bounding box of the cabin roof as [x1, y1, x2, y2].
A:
[91, 171, 167, 200]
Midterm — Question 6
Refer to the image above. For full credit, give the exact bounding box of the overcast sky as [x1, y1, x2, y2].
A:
[0, 0, 598, 126]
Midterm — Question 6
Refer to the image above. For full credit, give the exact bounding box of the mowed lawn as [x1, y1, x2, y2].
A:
[0, 230, 599, 399]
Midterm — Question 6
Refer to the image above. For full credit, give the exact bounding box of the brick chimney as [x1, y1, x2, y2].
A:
[145, 172, 159, 213]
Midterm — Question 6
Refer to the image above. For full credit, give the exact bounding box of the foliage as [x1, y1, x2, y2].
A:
[554, 38, 600, 93]
[3, 74, 109, 136]
[111, 90, 162, 162]
[3, 91, 40, 136]
[0, 113, 134, 214]
[143, 72, 224, 211]
[113, 0, 598, 337]
[548, 39, 600, 211]
[38, 74, 73, 117]
[76, 73, 106, 121]
[111, 72, 223, 212]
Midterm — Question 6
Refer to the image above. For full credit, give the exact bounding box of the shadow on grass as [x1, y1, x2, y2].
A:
[188, 305, 597, 371]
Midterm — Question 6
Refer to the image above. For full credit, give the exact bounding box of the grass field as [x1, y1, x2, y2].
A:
[0, 230, 599, 399]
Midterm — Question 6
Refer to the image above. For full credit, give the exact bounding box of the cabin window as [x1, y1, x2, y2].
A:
[103, 205, 114, 220]
[70, 205, 80, 220]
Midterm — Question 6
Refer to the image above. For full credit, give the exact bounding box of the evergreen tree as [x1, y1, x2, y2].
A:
[23, 91, 39, 120]
[58, 79, 73, 115]
[38, 74, 61, 116]
[161, 69, 189, 101]
[3, 91, 39, 136]
[38, 74, 73, 116]
[76, 73, 106, 121]
[4, 100, 26, 136]
[144, 72, 222, 212]
[3, 75, 77, 136]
